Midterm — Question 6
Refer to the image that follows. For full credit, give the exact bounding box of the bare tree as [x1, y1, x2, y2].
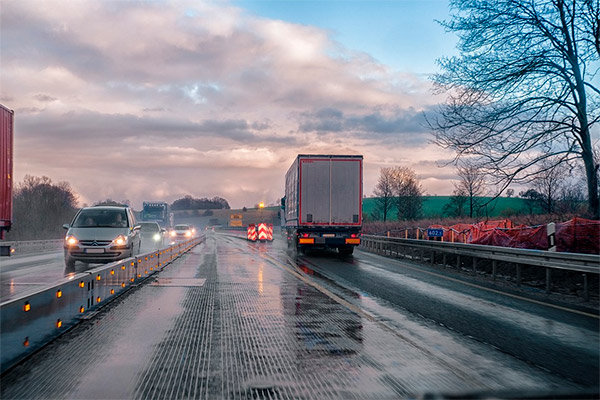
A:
[506, 188, 514, 198]
[455, 164, 487, 217]
[372, 167, 396, 221]
[443, 187, 468, 217]
[530, 160, 567, 214]
[429, 0, 600, 218]
[7, 175, 78, 240]
[392, 167, 424, 220]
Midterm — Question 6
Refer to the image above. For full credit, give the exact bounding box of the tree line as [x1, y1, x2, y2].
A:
[4, 176, 231, 241]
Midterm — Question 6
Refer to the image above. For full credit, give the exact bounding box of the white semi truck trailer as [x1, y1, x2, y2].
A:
[284, 154, 363, 256]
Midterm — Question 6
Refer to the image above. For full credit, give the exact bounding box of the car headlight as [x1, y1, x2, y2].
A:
[185, 231, 192, 237]
[65, 236, 78, 246]
[153, 233, 161, 241]
[112, 235, 128, 246]
[170, 231, 176, 237]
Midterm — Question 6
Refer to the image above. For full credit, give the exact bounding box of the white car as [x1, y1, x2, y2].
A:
[63, 206, 141, 268]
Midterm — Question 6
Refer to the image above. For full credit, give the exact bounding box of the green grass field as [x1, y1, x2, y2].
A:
[363, 196, 528, 220]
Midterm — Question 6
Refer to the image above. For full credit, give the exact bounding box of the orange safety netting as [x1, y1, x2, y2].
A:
[428, 218, 599, 254]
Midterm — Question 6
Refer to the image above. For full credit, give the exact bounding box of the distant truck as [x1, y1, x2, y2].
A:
[142, 201, 169, 228]
[284, 154, 362, 256]
[0, 104, 14, 256]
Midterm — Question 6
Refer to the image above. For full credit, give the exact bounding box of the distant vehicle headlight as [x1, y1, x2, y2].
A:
[153, 233, 161, 241]
[170, 231, 176, 237]
[65, 236, 78, 246]
[185, 231, 192, 237]
[112, 235, 128, 246]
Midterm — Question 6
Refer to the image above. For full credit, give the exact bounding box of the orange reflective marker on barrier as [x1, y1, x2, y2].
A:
[110, 270, 115, 275]
[137, 274, 141, 278]
[79, 306, 85, 313]
[96, 275, 101, 281]
[79, 281, 85, 288]
[122, 265, 126, 270]
[145, 270, 148, 274]
[56, 319, 62, 328]
[110, 289, 115, 295]
[131, 261, 135, 266]
[23, 337, 29, 347]
[130, 278, 134, 282]
[56, 290, 62, 298]
[145, 257, 148, 261]
[23, 302, 31, 312]
[96, 297, 101, 303]
[121, 282, 126, 288]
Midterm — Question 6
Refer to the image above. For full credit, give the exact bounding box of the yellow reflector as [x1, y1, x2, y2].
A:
[79, 281, 85, 288]
[145, 270, 148, 274]
[79, 306, 85, 313]
[56, 319, 62, 328]
[110, 270, 115, 275]
[150, 267, 153, 271]
[122, 265, 126, 270]
[298, 238, 315, 244]
[96, 297, 101, 302]
[345, 238, 361, 245]
[145, 257, 148, 261]
[151, 255, 154, 258]
[121, 283, 126, 288]
[56, 290, 62, 298]
[110, 289, 115, 295]
[23, 337, 29, 347]
[137, 274, 141, 278]
[131, 262, 134, 266]
[138, 259, 142, 263]
[130, 278, 134, 282]
[96, 275, 101, 281]
[24, 302, 31, 312]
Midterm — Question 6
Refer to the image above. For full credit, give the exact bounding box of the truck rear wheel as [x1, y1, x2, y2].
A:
[338, 246, 354, 257]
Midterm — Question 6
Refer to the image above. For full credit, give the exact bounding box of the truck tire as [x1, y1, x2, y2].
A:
[338, 246, 354, 257]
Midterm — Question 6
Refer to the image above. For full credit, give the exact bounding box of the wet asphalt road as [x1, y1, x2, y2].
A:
[292, 244, 600, 387]
[1, 233, 597, 399]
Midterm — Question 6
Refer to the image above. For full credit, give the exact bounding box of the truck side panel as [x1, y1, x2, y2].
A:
[0, 104, 13, 236]
[284, 157, 299, 226]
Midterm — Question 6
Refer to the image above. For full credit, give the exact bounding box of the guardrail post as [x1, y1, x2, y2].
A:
[473, 257, 477, 275]
[420, 248, 424, 261]
[442, 253, 447, 268]
[431, 250, 435, 265]
[583, 274, 589, 302]
[492, 260, 497, 281]
[456, 255, 461, 271]
[516, 264, 521, 286]
[545, 268, 551, 293]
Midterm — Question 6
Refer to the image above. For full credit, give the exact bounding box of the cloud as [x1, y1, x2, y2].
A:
[1, 0, 451, 208]
[298, 107, 432, 145]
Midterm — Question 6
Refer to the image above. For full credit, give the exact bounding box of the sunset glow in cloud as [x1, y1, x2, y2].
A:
[1, 0, 456, 208]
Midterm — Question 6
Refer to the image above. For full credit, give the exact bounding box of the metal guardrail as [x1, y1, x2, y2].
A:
[361, 235, 599, 299]
[0, 234, 205, 373]
[1, 239, 64, 256]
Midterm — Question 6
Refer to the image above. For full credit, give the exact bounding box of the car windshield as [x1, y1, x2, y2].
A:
[174, 225, 189, 230]
[139, 223, 160, 232]
[72, 209, 128, 228]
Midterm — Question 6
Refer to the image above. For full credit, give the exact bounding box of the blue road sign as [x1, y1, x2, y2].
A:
[427, 228, 444, 237]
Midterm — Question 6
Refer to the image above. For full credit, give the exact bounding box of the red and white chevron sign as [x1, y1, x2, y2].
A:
[267, 223, 273, 241]
[247, 224, 257, 241]
[257, 223, 268, 241]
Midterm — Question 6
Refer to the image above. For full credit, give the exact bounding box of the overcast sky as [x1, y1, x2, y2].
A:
[1, 0, 460, 209]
